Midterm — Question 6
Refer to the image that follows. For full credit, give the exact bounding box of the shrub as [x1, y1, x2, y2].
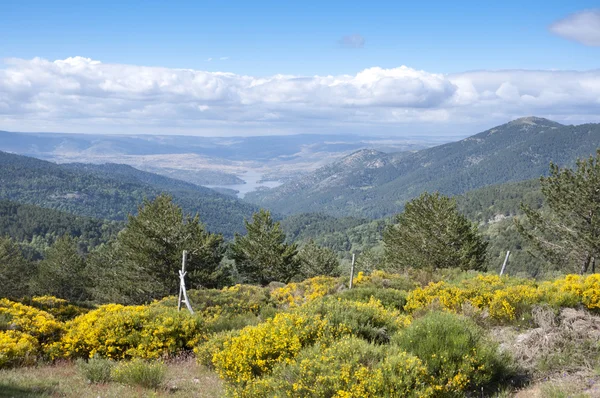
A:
[77, 355, 115, 383]
[394, 311, 510, 395]
[212, 312, 343, 387]
[58, 304, 206, 359]
[353, 270, 418, 291]
[0, 330, 38, 368]
[301, 296, 411, 344]
[270, 276, 342, 308]
[206, 312, 260, 334]
[155, 284, 273, 317]
[27, 296, 89, 321]
[334, 287, 408, 311]
[112, 358, 167, 389]
[243, 336, 430, 398]
[194, 330, 239, 369]
[0, 299, 64, 346]
[404, 275, 545, 323]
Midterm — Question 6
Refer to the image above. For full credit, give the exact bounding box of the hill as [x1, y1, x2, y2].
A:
[0, 152, 258, 237]
[246, 117, 600, 218]
[0, 200, 122, 257]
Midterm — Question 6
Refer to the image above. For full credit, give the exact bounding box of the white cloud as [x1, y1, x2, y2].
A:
[0, 56, 600, 135]
[550, 10, 600, 46]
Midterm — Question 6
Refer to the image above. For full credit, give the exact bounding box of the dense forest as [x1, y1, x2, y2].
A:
[0, 151, 258, 237]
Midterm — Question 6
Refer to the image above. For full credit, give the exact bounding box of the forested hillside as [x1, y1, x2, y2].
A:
[247, 117, 600, 218]
[0, 200, 122, 258]
[0, 151, 258, 236]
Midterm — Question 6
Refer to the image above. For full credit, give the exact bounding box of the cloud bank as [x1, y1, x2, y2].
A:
[1, 56, 600, 135]
[550, 9, 600, 46]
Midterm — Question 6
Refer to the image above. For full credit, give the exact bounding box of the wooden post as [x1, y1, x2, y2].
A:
[349, 253, 356, 289]
[178, 250, 195, 314]
[499, 251, 510, 276]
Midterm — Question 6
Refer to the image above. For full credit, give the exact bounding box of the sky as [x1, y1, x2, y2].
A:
[1, 0, 599, 136]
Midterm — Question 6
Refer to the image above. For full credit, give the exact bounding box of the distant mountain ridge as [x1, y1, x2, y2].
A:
[0, 151, 258, 237]
[245, 117, 600, 218]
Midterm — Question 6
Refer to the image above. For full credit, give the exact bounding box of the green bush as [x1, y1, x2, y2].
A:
[112, 358, 167, 389]
[393, 311, 511, 395]
[301, 296, 409, 344]
[154, 285, 273, 317]
[77, 355, 115, 383]
[242, 336, 430, 398]
[206, 312, 260, 334]
[334, 287, 408, 310]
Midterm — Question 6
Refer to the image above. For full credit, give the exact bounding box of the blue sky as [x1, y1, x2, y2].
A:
[0, 1, 599, 135]
[2, 0, 599, 74]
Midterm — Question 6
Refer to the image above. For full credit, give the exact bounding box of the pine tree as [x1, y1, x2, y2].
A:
[384, 192, 487, 271]
[35, 235, 89, 301]
[230, 209, 299, 284]
[297, 239, 340, 278]
[0, 236, 33, 299]
[99, 194, 226, 303]
[516, 150, 600, 274]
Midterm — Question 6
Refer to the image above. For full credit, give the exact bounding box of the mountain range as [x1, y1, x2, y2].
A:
[245, 117, 600, 218]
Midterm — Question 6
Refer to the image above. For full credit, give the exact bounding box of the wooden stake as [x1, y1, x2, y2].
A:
[178, 250, 194, 314]
[349, 253, 356, 289]
[499, 251, 510, 276]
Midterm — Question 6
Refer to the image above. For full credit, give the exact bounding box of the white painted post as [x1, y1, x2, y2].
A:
[499, 251, 510, 276]
[349, 253, 356, 289]
[178, 250, 194, 314]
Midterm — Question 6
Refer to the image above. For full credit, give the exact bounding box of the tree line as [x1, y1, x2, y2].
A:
[1, 150, 598, 304]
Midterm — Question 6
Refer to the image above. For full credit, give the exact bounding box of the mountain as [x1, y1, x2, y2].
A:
[246, 117, 600, 218]
[0, 151, 258, 237]
[0, 130, 445, 193]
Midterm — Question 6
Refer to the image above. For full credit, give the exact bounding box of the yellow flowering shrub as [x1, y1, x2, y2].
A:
[271, 276, 341, 308]
[212, 312, 344, 386]
[28, 295, 88, 321]
[405, 275, 546, 322]
[353, 270, 418, 291]
[155, 285, 272, 318]
[582, 274, 600, 310]
[0, 330, 38, 368]
[0, 299, 63, 345]
[58, 304, 206, 359]
[242, 336, 431, 398]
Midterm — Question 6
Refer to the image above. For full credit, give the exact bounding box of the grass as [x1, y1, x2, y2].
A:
[0, 357, 223, 398]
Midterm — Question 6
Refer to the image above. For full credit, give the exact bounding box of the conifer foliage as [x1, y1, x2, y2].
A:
[384, 192, 487, 271]
[230, 209, 299, 284]
[517, 150, 600, 274]
[103, 194, 226, 302]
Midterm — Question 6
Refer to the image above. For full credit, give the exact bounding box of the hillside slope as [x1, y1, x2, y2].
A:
[246, 117, 600, 218]
[0, 152, 258, 236]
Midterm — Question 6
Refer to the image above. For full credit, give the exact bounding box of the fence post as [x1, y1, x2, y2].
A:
[349, 253, 356, 289]
[499, 251, 510, 276]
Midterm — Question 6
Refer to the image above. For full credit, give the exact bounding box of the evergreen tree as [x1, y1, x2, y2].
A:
[384, 192, 487, 271]
[110, 194, 226, 302]
[230, 209, 299, 284]
[0, 236, 33, 299]
[297, 239, 340, 278]
[516, 150, 600, 274]
[35, 235, 89, 301]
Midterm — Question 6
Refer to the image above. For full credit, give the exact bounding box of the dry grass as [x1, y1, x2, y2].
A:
[0, 357, 223, 398]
